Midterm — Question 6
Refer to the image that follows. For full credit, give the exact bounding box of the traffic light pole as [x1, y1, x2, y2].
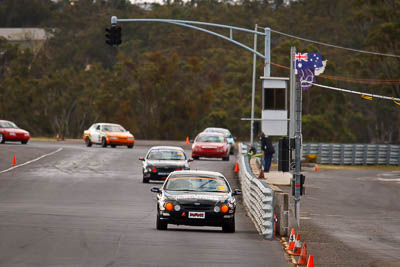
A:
[112, 17, 268, 60]
[111, 16, 271, 144]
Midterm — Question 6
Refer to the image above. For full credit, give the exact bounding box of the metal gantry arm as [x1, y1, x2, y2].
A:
[112, 17, 269, 61]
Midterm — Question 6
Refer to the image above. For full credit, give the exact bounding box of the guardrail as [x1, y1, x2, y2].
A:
[237, 143, 274, 240]
[254, 142, 400, 165]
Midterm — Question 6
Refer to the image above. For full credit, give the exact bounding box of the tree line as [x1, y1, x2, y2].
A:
[0, 0, 399, 143]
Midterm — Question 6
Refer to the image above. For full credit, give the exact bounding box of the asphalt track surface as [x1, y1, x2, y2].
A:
[294, 167, 400, 267]
[0, 141, 288, 267]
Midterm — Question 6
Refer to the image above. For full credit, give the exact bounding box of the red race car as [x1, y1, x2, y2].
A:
[191, 132, 230, 161]
[0, 120, 30, 144]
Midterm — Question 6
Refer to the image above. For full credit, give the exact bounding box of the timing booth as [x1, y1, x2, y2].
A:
[261, 76, 290, 172]
[261, 77, 289, 136]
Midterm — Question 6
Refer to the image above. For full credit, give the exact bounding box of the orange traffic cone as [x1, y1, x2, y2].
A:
[297, 242, 308, 266]
[285, 228, 296, 252]
[185, 136, 190, 145]
[12, 155, 16, 166]
[289, 233, 302, 256]
[314, 164, 319, 171]
[234, 162, 239, 173]
[307, 254, 314, 267]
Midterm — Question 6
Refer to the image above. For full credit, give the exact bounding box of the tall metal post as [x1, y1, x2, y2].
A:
[294, 58, 302, 227]
[260, 27, 270, 143]
[289, 47, 296, 138]
[264, 27, 271, 77]
[250, 25, 258, 144]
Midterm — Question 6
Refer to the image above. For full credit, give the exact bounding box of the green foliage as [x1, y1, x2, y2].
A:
[0, 0, 399, 143]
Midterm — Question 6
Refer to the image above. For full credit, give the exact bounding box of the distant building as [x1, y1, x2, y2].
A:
[283, 0, 299, 5]
[268, 0, 299, 5]
[0, 28, 50, 51]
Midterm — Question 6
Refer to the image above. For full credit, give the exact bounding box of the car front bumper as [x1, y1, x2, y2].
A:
[4, 134, 30, 142]
[192, 150, 228, 158]
[144, 168, 187, 181]
[107, 138, 134, 146]
[159, 210, 234, 227]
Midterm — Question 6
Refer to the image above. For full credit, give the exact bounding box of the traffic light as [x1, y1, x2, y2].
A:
[253, 121, 259, 137]
[278, 137, 290, 172]
[300, 174, 305, 195]
[114, 25, 122, 45]
[105, 25, 122, 46]
[105, 26, 115, 46]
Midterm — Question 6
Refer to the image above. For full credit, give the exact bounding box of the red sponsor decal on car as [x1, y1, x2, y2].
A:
[188, 212, 205, 219]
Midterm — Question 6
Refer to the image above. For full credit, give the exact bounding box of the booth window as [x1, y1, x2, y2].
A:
[264, 88, 285, 110]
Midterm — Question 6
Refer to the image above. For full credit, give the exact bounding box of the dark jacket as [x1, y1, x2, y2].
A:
[260, 134, 275, 154]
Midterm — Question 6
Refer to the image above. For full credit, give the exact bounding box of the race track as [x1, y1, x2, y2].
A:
[0, 141, 288, 267]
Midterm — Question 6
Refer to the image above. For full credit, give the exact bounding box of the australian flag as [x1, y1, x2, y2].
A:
[295, 52, 323, 70]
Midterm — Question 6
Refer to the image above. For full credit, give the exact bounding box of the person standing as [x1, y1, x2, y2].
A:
[259, 131, 275, 172]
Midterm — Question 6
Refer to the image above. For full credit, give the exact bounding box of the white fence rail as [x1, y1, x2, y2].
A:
[237, 143, 274, 240]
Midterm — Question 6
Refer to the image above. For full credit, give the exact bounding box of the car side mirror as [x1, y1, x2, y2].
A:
[188, 158, 194, 162]
[233, 136, 237, 141]
[232, 189, 242, 196]
[151, 187, 161, 193]
[139, 157, 145, 161]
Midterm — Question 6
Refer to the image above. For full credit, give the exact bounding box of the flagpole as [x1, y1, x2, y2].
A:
[294, 68, 302, 228]
[289, 47, 296, 138]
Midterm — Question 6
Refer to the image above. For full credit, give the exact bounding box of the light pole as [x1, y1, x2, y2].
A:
[250, 25, 258, 144]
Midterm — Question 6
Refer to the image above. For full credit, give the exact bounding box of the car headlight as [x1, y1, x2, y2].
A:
[24, 133, 29, 137]
[128, 137, 133, 140]
[9, 132, 16, 136]
[109, 136, 118, 140]
[174, 204, 181, 211]
[214, 206, 220, 212]
[217, 147, 224, 152]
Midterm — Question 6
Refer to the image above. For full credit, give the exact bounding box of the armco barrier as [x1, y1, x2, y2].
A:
[237, 143, 274, 239]
[254, 142, 400, 165]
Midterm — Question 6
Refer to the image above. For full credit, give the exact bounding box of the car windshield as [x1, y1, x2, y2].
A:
[147, 150, 186, 160]
[164, 176, 229, 192]
[196, 135, 224, 143]
[0, 121, 18, 129]
[102, 125, 126, 132]
[205, 128, 231, 138]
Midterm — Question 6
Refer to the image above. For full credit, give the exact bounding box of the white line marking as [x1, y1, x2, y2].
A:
[0, 148, 63, 174]
[377, 178, 400, 182]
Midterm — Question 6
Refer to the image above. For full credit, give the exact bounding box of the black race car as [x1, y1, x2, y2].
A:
[150, 170, 241, 232]
[139, 146, 193, 183]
